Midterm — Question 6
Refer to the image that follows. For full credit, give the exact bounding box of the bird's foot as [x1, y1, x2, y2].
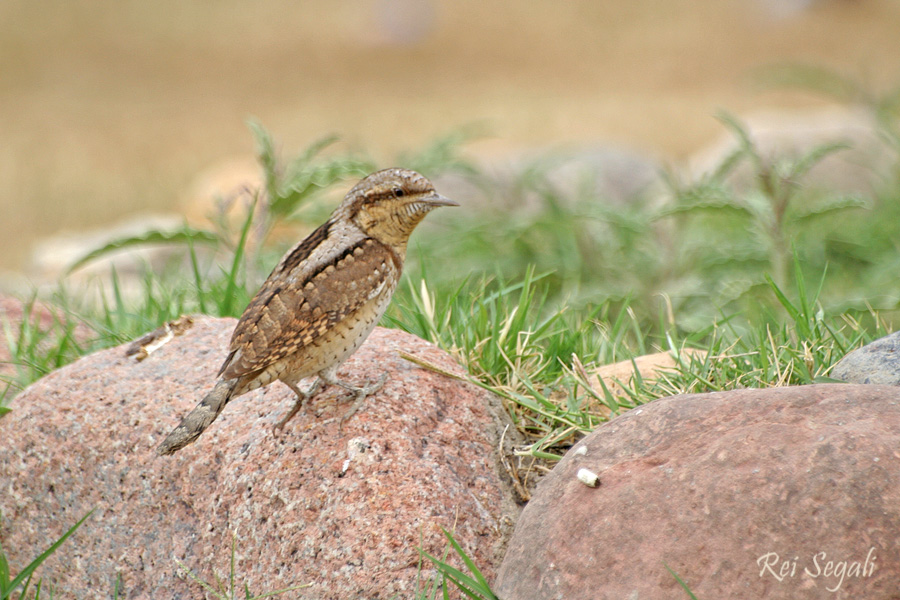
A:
[274, 378, 323, 433]
[332, 372, 388, 429]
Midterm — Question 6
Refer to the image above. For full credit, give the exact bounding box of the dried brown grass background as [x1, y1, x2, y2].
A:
[2, 0, 899, 271]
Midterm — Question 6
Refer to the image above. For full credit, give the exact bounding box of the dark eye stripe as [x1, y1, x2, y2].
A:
[365, 189, 398, 203]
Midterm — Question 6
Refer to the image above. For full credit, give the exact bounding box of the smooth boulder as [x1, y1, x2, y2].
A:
[495, 384, 900, 599]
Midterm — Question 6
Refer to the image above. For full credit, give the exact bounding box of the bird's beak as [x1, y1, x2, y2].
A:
[425, 193, 459, 207]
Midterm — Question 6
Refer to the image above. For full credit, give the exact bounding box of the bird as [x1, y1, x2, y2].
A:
[156, 168, 457, 455]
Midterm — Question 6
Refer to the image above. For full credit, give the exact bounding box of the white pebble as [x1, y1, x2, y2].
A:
[577, 468, 600, 488]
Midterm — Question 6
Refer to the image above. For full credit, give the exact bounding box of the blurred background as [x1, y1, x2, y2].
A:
[2, 0, 900, 280]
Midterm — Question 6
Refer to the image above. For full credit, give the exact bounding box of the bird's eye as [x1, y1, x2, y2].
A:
[392, 187, 405, 198]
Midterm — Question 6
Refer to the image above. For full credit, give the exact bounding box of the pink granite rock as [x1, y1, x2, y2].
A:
[0, 316, 517, 599]
[494, 384, 900, 600]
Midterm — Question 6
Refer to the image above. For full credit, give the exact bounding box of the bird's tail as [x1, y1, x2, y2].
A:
[156, 378, 238, 455]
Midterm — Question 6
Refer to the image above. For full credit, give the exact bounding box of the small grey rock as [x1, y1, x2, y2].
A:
[832, 331, 900, 385]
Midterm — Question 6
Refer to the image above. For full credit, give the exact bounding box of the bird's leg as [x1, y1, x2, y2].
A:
[274, 378, 323, 431]
[319, 369, 389, 426]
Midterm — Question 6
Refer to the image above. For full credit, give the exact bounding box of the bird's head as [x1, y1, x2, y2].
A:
[340, 168, 458, 250]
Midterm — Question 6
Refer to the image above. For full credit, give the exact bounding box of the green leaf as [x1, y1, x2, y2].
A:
[272, 157, 371, 219]
[0, 540, 10, 593]
[654, 198, 754, 220]
[787, 141, 850, 182]
[715, 111, 765, 175]
[789, 195, 868, 223]
[66, 228, 219, 275]
[247, 120, 373, 223]
[248, 118, 278, 204]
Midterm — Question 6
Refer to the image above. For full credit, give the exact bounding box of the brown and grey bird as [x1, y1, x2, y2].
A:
[156, 168, 457, 455]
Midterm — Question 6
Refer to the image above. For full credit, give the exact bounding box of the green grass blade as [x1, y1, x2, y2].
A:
[765, 275, 804, 333]
[417, 529, 499, 600]
[440, 528, 492, 591]
[1, 509, 94, 600]
[221, 194, 257, 317]
[0, 539, 10, 594]
[187, 235, 208, 315]
[418, 551, 489, 600]
[173, 557, 224, 599]
[664, 563, 700, 600]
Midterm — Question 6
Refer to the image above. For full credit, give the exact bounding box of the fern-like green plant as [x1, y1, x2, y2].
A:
[658, 111, 869, 323]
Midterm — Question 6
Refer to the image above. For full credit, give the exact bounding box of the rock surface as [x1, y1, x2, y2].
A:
[494, 384, 900, 600]
[831, 331, 900, 386]
[0, 317, 517, 599]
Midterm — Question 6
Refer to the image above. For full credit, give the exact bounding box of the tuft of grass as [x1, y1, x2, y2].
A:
[386, 267, 604, 385]
[390, 256, 889, 464]
[173, 536, 308, 600]
[416, 529, 499, 600]
[0, 297, 93, 410]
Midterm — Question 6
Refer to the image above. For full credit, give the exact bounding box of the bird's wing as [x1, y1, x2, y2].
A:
[218, 225, 398, 381]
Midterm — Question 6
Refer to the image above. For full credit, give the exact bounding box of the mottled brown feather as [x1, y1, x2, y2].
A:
[276, 219, 333, 276]
[219, 237, 393, 380]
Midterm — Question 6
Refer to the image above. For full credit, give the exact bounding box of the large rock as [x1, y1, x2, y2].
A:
[0, 317, 517, 599]
[494, 384, 900, 599]
[831, 331, 900, 386]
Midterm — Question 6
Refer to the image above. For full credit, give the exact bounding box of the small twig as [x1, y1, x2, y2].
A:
[397, 350, 465, 381]
[498, 424, 530, 502]
[125, 315, 195, 361]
